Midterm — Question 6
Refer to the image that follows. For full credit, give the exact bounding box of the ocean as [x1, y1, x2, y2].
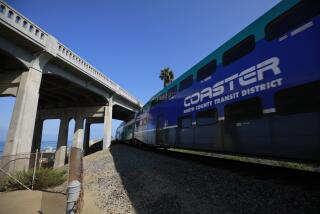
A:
[0, 141, 72, 156]
[0, 141, 3, 156]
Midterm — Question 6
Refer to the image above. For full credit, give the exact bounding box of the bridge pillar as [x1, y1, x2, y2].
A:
[54, 117, 69, 168]
[83, 121, 91, 156]
[31, 117, 44, 153]
[73, 115, 84, 150]
[1, 51, 51, 172]
[68, 115, 84, 185]
[1, 68, 42, 172]
[103, 102, 113, 149]
[29, 117, 44, 168]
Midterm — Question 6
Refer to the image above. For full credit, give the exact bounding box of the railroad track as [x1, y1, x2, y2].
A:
[118, 141, 320, 189]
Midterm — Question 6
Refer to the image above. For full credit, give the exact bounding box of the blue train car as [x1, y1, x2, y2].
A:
[116, 119, 135, 142]
[119, 0, 320, 161]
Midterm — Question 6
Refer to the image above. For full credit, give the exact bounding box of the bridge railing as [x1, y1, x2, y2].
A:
[0, 0, 141, 107]
[0, 1, 48, 47]
[56, 42, 140, 105]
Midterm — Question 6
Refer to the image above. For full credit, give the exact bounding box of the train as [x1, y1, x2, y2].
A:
[116, 0, 320, 162]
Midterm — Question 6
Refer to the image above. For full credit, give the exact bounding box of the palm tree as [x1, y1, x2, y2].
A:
[159, 67, 174, 88]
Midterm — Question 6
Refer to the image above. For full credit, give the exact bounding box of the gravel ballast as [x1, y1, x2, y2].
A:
[83, 143, 320, 214]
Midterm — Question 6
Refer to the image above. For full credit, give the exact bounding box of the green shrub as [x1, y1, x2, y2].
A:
[33, 168, 67, 190]
[1, 168, 67, 191]
[0, 177, 9, 192]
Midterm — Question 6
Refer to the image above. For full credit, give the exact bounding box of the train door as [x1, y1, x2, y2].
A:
[223, 97, 272, 155]
[194, 108, 222, 151]
[156, 114, 165, 145]
[177, 115, 194, 148]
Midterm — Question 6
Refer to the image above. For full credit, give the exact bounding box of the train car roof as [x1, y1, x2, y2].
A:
[143, 0, 299, 110]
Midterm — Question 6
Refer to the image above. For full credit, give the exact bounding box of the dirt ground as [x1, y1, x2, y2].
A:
[0, 190, 66, 214]
[82, 189, 103, 213]
[83, 143, 320, 214]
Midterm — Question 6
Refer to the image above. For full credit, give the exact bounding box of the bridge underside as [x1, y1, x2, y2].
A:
[0, 50, 26, 71]
[0, 49, 134, 121]
[39, 74, 106, 108]
[0, 45, 136, 172]
[39, 74, 134, 121]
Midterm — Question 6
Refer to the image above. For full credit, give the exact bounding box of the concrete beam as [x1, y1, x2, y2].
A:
[39, 91, 74, 108]
[0, 37, 32, 68]
[40, 88, 80, 106]
[86, 117, 104, 124]
[0, 70, 22, 97]
[0, 70, 22, 84]
[39, 106, 105, 120]
[113, 99, 136, 113]
[43, 63, 110, 99]
[0, 85, 18, 97]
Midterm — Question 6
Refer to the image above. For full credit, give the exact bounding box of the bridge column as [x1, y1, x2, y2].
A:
[73, 115, 84, 150]
[1, 68, 42, 172]
[31, 117, 44, 153]
[103, 101, 113, 149]
[54, 117, 69, 168]
[68, 115, 84, 184]
[83, 121, 91, 156]
[0, 52, 51, 172]
[29, 117, 44, 168]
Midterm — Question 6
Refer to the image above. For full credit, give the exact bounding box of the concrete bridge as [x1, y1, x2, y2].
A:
[0, 0, 142, 172]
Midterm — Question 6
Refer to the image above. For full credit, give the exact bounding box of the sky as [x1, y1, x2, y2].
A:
[0, 0, 280, 142]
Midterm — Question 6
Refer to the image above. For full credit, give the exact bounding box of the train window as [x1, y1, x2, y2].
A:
[158, 93, 167, 104]
[135, 120, 140, 128]
[225, 97, 262, 121]
[150, 97, 158, 107]
[178, 115, 192, 128]
[265, 1, 320, 41]
[222, 35, 255, 66]
[275, 81, 320, 115]
[168, 86, 177, 99]
[196, 109, 218, 126]
[142, 105, 150, 112]
[143, 118, 148, 126]
[196, 59, 216, 81]
[179, 75, 193, 91]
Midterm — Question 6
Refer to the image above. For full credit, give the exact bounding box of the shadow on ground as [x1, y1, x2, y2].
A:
[0, 190, 66, 214]
[109, 142, 320, 214]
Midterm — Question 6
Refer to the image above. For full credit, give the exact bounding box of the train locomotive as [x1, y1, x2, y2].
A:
[116, 0, 320, 162]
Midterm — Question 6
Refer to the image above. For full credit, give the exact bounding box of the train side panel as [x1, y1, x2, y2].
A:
[131, 1, 320, 161]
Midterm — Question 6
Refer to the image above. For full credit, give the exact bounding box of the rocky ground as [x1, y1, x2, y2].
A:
[83, 143, 320, 214]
